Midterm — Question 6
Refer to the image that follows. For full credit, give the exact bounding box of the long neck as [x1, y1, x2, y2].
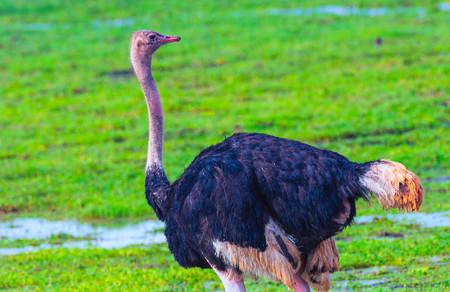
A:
[131, 51, 170, 220]
[133, 56, 164, 169]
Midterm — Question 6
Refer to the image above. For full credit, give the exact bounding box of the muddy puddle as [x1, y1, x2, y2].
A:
[12, 17, 134, 31]
[265, 6, 426, 17]
[355, 211, 450, 228]
[438, 3, 450, 12]
[426, 175, 450, 183]
[335, 278, 387, 290]
[333, 266, 394, 290]
[9, 3, 450, 32]
[0, 211, 448, 255]
[333, 257, 448, 291]
[0, 218, 164, 255]
[234, 3, 450, 18]
[92, 18, 134, 28]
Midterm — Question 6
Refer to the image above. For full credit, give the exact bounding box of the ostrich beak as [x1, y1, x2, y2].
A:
[160, 35, 181, 44]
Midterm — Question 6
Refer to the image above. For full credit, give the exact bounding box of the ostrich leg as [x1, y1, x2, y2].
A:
[294, 275, 311, 292]
[212, 267, 246, 292]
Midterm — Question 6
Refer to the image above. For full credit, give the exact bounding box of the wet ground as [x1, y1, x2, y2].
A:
[1, 211, 448, 255]
[0, 218, 164, 255]
[5, 3, 450, 32]
[265, 6, 426, 17]
[232, 3, 449, 17]
[7, 17, 134, 31]
[333, 256, 449, 291]
[355, 211, 450, 228]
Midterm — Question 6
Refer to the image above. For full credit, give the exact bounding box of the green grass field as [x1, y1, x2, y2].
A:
[0, 0, 449, 290]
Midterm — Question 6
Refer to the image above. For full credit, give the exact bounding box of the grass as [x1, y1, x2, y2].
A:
[0, 0, 449, 290]
[0, 232, 448, 291]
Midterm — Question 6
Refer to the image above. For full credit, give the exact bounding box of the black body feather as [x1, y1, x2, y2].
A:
[145, 133, 370, 270]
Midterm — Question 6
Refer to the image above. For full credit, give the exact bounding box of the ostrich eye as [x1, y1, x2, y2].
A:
[150, 35, 157, 40]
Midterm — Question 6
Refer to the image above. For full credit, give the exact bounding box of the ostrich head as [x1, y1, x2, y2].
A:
[130, 30, 181, 57]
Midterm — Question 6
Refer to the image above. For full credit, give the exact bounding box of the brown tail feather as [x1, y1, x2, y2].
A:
[360, 159, 424, 211]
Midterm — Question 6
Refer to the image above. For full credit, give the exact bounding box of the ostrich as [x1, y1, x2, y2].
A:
[130, 30, 424, 291]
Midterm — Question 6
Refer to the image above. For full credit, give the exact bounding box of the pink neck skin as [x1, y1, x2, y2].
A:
[131, 52, 164, 170]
